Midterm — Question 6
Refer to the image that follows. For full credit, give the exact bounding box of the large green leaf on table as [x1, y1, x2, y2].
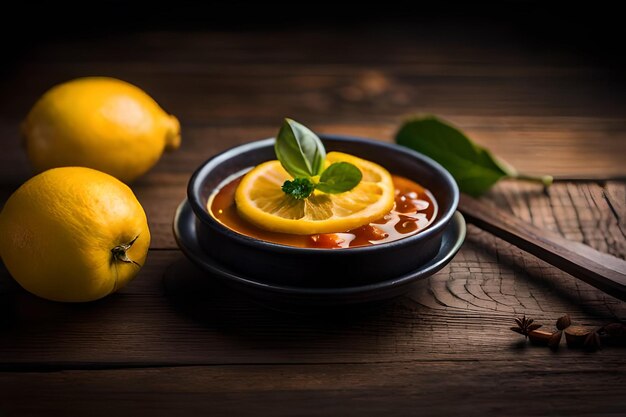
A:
[395, 116, 551, 197]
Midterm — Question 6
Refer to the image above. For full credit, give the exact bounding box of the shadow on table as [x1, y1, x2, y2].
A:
[162, 256, 412, 336]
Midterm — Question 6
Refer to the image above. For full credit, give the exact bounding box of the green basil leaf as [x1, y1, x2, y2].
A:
[315, 162, 362, 194]
[396, 116, 552, 197]
[282, 178, 315, 200]
[275, 118, 326, 178]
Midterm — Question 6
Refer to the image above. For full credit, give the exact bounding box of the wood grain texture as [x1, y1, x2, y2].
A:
[2, 121, 624, 186]
[1, 29, 625, 416]
[459, 194, 626, 300]
[2, 361, 625, 417]
[1, 31, 625, 182]
[488, 181, 626, 260]
[1, 232, 624, 368]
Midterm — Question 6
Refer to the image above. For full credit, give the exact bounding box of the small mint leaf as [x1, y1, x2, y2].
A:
[282, 178, 315, 200]
[315, 162, 362, 194]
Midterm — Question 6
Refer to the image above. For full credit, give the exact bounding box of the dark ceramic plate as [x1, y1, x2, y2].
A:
[174, 199, 466, 310]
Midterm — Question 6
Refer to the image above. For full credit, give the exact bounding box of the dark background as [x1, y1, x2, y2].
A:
[4, 1, 624, 71]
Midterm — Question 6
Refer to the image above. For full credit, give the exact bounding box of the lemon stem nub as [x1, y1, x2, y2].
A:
[111, 235, 141, 267]
[164, 115, 181, 152]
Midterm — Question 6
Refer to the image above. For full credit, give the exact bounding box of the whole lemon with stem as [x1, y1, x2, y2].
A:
[0, 167, 150, 302]
[22, 77, 181, 183]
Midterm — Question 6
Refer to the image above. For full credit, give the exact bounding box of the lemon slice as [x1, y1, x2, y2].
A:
[234, 152, 395, 235]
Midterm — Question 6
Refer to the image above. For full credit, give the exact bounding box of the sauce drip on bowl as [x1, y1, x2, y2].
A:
[209, 174, 437, 249]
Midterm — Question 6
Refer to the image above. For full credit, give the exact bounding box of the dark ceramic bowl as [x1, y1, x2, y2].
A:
[187, 135, 460, 288]
[174, 200, 465, 311]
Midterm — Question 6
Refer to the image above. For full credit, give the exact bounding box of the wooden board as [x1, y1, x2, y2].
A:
[1, 29, 625, 416]
[2, 361, 626, 417]
[2, 209, 625, 366]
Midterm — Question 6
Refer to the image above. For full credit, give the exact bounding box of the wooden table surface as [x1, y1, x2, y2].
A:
[1, 28, 625, 416]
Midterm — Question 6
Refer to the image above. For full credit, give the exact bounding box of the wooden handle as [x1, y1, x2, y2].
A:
[458, 194, 626, 301]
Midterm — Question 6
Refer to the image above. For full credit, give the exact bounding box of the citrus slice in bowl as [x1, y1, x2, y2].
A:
[234, 151, 395, 235]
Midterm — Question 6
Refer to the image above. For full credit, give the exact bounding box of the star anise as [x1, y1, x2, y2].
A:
[511, 316, 542, 338]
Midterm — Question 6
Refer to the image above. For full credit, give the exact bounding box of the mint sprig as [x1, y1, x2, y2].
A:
[276, 118, 362, 199]
[281, 178, 315, 200]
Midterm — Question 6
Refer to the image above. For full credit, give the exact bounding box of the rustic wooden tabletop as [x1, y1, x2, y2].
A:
[1, 28, 625, 416]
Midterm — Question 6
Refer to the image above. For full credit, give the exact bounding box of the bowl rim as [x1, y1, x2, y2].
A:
[187, 134, 459, 254]
[174, 199, 466, 296]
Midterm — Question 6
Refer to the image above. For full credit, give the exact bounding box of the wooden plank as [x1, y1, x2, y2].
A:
[0, 30, 624, 413]
[132, 175, 187, 250]
[1, 119, 624, 188]
[4, 66, 623, 121]
[1, 32, 625, 180]
[1, 164, 623, 255]
[605, 181, 626, 238]
[459, 194, 626, 301]
[164, 121, 625, 179]
[489, 182, 626, 260]
[1, 360, 625, 417]
[8, 30, 620, 75]
[3, 61, 625, 125]
[1, 235, 624, 368]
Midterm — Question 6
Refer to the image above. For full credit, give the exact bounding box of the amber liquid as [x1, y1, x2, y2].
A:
[209, 174, 437, 249]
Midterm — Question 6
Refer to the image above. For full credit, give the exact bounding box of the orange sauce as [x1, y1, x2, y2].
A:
[208, 174, 437, 249]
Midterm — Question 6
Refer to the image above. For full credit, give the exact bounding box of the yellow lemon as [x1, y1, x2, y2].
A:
[234, 152, 395, 234]
[22, 77, 181, 183]
[0, 167, 150, 302]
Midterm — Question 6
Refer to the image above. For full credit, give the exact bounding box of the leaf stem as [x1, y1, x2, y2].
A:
[514, 173, 553, 188]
